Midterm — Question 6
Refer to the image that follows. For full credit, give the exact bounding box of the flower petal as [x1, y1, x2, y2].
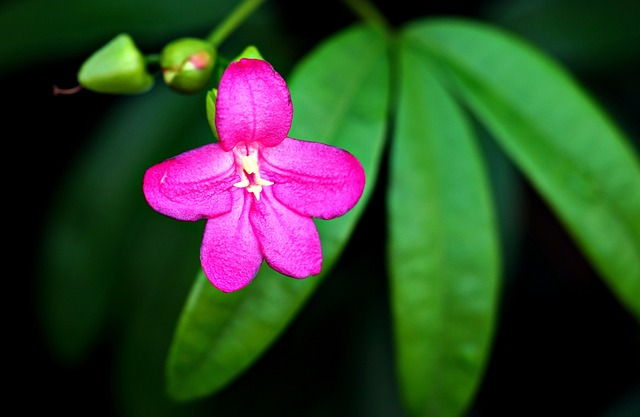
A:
[201, 190, 263, 292]
[250, 187, 322, 278]
[260, 138, 366, 219]
[143, 143, 235, 221]
[215, 58, 292, 151]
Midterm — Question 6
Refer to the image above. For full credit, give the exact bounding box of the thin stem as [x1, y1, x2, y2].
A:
[342, 0, 391, 34]
[207, 0, 267, 47]
[145, 54, 160, 65]
[52, 84, 83, 95]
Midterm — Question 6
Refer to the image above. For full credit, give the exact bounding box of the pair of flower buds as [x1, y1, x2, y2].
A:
[77, 33, 216, 95]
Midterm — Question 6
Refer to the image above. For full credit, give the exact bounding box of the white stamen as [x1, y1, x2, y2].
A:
[232, 142, 274, 199]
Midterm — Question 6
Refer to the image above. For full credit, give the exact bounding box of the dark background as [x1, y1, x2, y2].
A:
[7, 0, 639, 416]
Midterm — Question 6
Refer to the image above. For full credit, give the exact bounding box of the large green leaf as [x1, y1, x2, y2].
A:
[165, 24, 390, 401]
[406, 18, 640, 321]
[387, 35, 500, 417]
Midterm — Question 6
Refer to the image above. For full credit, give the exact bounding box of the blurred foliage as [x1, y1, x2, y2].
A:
[1, 0, 233, 77]
[484, 0, 640, 73]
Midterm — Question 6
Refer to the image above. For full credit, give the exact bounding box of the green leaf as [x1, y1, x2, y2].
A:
[406, 18, 640, 321]
[387, 34, 500, 417]
[165, 24, 390, 401]
[37, 88, 206, 362]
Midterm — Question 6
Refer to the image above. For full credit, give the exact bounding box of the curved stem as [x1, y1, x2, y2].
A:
[342, 0, 391, 34]
[207, 0, 267, 47]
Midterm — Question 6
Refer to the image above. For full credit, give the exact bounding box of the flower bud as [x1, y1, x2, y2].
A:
[206, 88, 218, 139]
[77, 33, 154, 95]
[160, 38, 216, 94]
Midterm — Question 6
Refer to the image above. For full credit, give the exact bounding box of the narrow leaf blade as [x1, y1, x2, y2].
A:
[388, 35, 500, 417]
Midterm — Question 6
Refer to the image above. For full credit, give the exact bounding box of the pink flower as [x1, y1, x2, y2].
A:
[143, 58, 365, 292]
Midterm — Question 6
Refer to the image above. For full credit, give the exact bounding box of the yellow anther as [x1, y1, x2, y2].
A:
[241, 153, 259, 174]
[232, 143, 273, 200]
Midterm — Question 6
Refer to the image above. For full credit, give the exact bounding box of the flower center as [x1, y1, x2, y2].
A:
[232, 142, 273, 200]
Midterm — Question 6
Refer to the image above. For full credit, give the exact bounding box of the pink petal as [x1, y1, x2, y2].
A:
[201, 190, 263, 292]
[143, 143, 235, 221]
[250, 187, 322, 278]
[260, 138, 366, 219]
[215, 58, 292, 151]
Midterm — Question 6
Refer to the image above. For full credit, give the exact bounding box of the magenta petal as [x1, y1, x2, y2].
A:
[143, 143, 235, 221]
[215, 59, 292, 151]
[260, 138, 366, 219]
[201, 190, 263, 292]
[250, 188, 322, 278]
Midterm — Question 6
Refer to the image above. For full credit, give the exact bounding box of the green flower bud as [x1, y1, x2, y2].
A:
[77, 33, 154, 95]
[206, 88, 218, 139]
[160, 38, 216, 94]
